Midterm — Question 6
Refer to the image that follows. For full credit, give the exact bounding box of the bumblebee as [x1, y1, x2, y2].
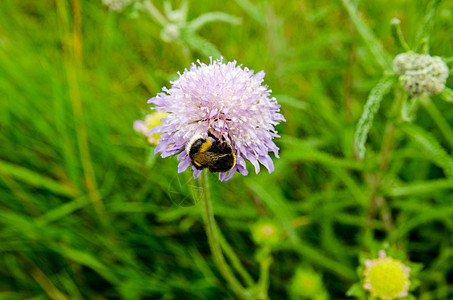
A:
[186, 132, 236, 173]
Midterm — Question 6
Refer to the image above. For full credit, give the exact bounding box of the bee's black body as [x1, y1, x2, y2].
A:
[187, 133, 236, 173]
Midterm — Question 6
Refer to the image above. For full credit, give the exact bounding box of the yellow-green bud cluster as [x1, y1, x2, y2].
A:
[393, 52, 449, 97]
[290, 267, 328, 300]
[251, 220, 282, 247]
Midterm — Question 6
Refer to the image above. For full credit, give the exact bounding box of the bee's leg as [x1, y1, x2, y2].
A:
[207, 131, 219, 142]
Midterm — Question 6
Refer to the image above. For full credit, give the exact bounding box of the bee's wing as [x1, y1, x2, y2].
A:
[194, 152, 230, 167]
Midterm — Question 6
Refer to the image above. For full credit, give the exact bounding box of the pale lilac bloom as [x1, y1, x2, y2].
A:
[148, 57, 285, 181]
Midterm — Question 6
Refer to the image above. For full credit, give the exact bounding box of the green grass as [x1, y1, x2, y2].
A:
[1, 0, 453, 299]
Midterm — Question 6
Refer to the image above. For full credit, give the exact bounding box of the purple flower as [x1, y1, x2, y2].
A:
[148, 57, 285, 181]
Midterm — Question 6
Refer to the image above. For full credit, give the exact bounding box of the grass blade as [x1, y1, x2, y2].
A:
[341, 0, 392, 70]
[0, 160, 78, 197]
[384, 179, 453, 197]
[415, 0, 442, 50]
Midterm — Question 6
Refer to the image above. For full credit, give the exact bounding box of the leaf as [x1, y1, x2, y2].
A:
[390, 205, 453, 241]
[402, 123, 453, 179]
[181, 31, 221, 58]
[354, 76, 396, 159]
[0, 160, 78, 197]
[273, 94, 307, 110]
[384, 179, 453, 197]
[441, 87, 453, 103]
[187, 12, 241, 32]
[233, 0, 265, 26]
[415, 0, 442, 51]
[247, 180, 356, 280]
[401, 96, 420, 122]
[54, 245, 120, 284]
[346, 283, 366, 297]
[341, 0, 393, 70]
[281, 138, 364, 170]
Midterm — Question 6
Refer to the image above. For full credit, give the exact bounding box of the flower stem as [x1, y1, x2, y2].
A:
[366, 87, 405, 232]
[198, 171, 251, 300]
[142, 0, 167, 26]
[216, 226, 255, 287]
[391, 18, 410, 52]
[256, 247, 272, 300]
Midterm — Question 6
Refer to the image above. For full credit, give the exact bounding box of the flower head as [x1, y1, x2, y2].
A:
[134, 111, 168, 145]
[148, 58, 285, 181]
[363, 250, 411, 300]
[393, 52, 449, 97]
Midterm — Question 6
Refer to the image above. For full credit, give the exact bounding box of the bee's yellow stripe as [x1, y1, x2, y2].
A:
[231, 151, 236, 171]
[199, 140, 212, 153]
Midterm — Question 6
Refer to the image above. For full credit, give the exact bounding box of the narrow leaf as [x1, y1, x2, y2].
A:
[441, 87, 453, 103]
[0, 160, 78, 197]
[401, 96, 420, 122]
[182, 32, 221, 58]
[354, 76, 396, 159]
[402, 123, 453, 179]
[415, 0, 442, 51]
[390, 205, 453, 242]
[341, 0, 393, 70]
[384, 179, 453, 197]
[247, 180, 356, 280]
[187, 12, 241, 32]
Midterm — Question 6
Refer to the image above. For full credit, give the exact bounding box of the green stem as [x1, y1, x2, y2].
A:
[198, 171, 251, 300]
[256, 247, 272, 300]
[391, 18, 410, 52]
[366, 87, 405, 232]
[216, 227, 255, 287]
[421, 96, 453, 150]
[142, 0, 167, 26]
[415, 0, 442, 51]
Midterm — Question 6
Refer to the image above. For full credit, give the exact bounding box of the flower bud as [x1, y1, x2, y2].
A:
[393, 52, 449, 97]
[160, 24, 180, 42]
[290, 267, 327, 300]
[251, 220, 282, 247]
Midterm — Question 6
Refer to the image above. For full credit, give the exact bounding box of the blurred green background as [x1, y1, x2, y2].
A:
[1, 0, 453, 299]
